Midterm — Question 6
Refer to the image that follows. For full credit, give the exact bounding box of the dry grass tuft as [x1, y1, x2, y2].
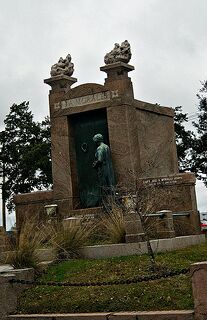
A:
[6, 219, 50, 269]
[101, 206, 126, 243]
[49, 218, 94, 259]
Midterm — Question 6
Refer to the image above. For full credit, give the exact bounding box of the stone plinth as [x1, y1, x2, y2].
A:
[44, 75, 77, 92]
[100, 62, 134, 79]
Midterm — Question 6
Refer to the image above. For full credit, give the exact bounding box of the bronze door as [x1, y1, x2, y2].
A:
[71, 109, 109, 208]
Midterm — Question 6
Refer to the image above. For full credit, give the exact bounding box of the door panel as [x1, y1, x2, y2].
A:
[71, 109, 109, 208]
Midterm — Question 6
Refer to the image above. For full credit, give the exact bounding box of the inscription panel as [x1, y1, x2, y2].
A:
[143, 173, 195, 187]
[54, 90, 119, 110]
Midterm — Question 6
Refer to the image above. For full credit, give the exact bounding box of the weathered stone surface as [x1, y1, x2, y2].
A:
[136, 107, 178, 177]
[140, 173, 200, 235]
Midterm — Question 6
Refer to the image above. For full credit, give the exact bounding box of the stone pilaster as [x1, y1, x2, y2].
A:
[100, 62, 134, 98]
[44, 75, 78, 212]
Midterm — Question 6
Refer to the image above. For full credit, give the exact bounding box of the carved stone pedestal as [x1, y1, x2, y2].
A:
[44, 75, 77, 92]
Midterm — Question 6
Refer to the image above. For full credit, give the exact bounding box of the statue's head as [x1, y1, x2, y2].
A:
[93, 133, 103, 144]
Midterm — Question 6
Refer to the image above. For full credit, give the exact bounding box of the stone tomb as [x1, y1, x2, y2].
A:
[14, 51, 200, 239]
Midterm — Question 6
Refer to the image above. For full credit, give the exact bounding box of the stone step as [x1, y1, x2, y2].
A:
[7, 311, 194, 320]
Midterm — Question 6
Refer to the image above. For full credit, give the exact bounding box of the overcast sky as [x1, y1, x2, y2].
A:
[0, 0, 207, 227]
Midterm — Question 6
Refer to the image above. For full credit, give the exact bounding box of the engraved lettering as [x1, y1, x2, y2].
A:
[53, 90, 119, 110]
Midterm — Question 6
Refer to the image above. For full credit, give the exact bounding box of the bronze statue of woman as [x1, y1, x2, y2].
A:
[92, 134, 115, 195]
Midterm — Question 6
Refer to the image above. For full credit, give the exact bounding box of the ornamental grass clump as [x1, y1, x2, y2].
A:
[101, 206, 126, 243]
[6, 219, 50, 269]
[50, 218, 94, 259]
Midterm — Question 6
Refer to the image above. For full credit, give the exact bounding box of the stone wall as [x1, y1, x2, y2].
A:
[135, 100, 178, 177]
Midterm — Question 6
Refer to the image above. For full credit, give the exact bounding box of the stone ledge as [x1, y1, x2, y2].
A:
[80, 234, 205, 259]
[13, 191, 53, 204]
[135, 99, 174, 117]
[100, 62, 134, 72]
[0, 235, 205, 263]
[7, 310, 194, 319]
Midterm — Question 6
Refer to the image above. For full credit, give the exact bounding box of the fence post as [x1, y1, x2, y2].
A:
[0, 274, 17, 320]
[191, 261, 207, 320]
[0, 268, 34, 319]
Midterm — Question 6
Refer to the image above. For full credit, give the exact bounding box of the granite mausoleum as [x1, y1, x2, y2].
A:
[14, 41, 200, 238]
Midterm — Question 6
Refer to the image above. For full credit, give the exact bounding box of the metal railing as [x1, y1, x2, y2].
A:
[145, 211, 192, 219]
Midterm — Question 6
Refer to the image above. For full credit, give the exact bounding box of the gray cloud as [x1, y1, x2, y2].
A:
[0, 0, 207, 221]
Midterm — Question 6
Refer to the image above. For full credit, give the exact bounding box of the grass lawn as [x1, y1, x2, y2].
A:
[17, 241, 207, 314]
